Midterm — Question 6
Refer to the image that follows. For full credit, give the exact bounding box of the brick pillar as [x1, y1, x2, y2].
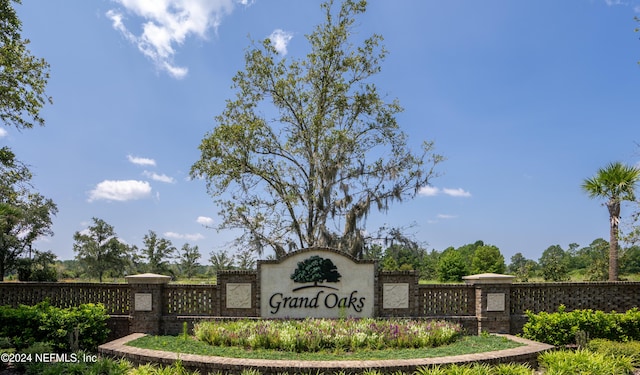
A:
[125, 273, 171, 335]
[463, 273, 514, 335]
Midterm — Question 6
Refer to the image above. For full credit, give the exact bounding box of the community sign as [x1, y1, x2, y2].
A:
[259, 248, 375, 318]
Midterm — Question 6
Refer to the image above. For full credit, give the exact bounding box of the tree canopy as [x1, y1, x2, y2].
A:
[191, 0, 442, 258]
[0, 0, 55, 280]
[539, 244, 570, 282]
[0, 0, 52, 130]
[471, 245, 506, 274]
[178, 243, 201, 278]
[0, 147, 57, 280]
[140, 230, 176, 275]
[73, 218, 130, 282]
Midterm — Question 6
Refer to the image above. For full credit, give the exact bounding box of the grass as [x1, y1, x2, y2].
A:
[127, 334, 523, 361]
[55, 276, 218, 283]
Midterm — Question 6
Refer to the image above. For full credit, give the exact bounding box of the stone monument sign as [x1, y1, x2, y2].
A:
[259, 248, 375, 318]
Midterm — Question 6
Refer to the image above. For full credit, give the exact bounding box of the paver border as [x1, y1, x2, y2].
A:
[98, 333, 554, 374]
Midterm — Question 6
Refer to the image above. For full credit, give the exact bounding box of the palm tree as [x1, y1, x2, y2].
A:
[582, 162, 640, 281]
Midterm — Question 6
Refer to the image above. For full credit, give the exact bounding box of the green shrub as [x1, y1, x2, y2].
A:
[129, 360, 199, 375]
[586, 338, 640, 367]
[23, 355, 132, 375]
[26, 357, 200, 375]
[0, 337, 12, 349]
[538, 349, 634, 375]
[0, 301, 109, 351]
[521, 306, 640, 345]
[616, 308, 640, 340]
[16, 341, 53, 373]
[414, 363, 533, 375]
[492, 363, 533, 375]
[0, 304, 41, 348]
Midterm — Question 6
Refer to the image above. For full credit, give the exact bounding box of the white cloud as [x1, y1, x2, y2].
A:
[437, 214, 457, 219]
[419, 186, 471, 198]
[196, 216, 214, 226]
[442, 188, 472, 198]
[0, 128, 7, 138]
[106, 0, 236, 79]
[418, 186, 440, 196]
[164, 231, 205, 241]
[127, 154, 156, 166]
[88, 180, 152, 202]
[143, 170, 175, 183]
[269, 29, 293, 55]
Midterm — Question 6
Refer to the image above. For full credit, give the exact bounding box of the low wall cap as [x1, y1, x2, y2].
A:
[463, 273, 515, 285]
[125, 273, 171, 284]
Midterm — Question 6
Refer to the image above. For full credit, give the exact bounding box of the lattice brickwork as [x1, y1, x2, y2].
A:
[510, 282, 640, 315]
[0, 283, 130, 315]
[417, 284, 475, 316]
[163, 285, 218, 316]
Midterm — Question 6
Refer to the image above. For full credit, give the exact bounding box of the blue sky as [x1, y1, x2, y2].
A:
[4, 0, 640, 264]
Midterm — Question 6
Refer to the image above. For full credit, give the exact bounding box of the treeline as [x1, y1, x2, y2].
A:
[10, 217, 640, 283]
[10, 217, 260, 282]
[367, 238, 640, 282]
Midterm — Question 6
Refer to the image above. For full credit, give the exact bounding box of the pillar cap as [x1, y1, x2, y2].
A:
[463, 273, 515, 285]
[125, 273, 171, 284]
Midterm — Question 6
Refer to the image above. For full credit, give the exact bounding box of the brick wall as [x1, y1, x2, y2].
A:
[378, 271, 418, 317]
[2, 276, 640, 338]
[217, 271, 258, 317]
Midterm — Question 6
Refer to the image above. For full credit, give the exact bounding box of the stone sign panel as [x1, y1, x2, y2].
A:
[226, 283, 252, 309]
[259, 248, 375, 318]
[134, 293, 152, 311]
[486, 293, 506, 312]
[383, 283, 409, 309]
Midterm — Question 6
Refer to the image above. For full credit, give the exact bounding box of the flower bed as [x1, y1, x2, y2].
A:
[194, 318, 462, 352]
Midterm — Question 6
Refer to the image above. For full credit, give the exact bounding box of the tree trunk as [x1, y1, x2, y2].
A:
[608, 201, 620, 281]
[609, 219, 619, 281]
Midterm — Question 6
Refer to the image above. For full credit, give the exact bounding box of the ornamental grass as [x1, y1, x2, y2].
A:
[193, 318, 462, 352]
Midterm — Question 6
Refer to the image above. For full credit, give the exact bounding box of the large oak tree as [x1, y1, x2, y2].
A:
[191, 0, 441, 258]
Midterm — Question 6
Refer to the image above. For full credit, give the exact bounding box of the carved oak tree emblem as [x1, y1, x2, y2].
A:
[290, 255, 341, 291]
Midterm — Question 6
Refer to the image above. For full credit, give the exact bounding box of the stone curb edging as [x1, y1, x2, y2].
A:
[98, 334, 554, 374]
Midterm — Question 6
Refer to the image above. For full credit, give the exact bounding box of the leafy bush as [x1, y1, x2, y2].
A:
[23, 355, 132, 375]
[194, 318, 462, 352]
[130, 360, 200, 375]
[586, 338, 640, 367]
[16, 341, 53, 373]
[538, 349, 634, 375]
[0, 304, 42, 349]
[0, 337, 12, 349]
[521, 305, 640, 345]
[0, 301, 109, 351]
